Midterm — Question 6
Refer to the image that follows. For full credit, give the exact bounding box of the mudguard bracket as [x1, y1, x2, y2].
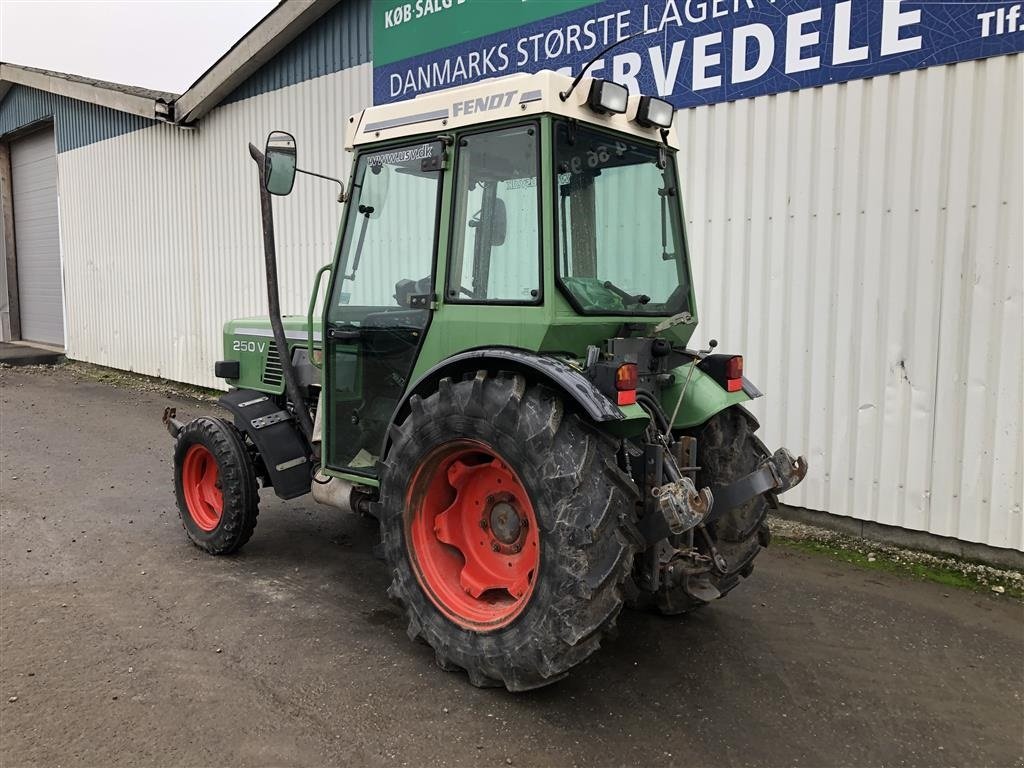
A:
[219, 389, 312, 500]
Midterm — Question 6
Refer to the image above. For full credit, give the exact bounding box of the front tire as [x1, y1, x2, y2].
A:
[173, 417, 259, 555]
[378, 372, 640, 691]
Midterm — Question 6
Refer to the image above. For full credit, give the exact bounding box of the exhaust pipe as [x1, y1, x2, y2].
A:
[248, 142, 316, 450]
[311, 471, 372, 515]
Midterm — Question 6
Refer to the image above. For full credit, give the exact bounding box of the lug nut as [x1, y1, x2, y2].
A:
[491, 542, 500, 553]
[479, 519, 488, 530]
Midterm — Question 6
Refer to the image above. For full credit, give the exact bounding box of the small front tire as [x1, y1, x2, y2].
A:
[173, 417, 259, 555]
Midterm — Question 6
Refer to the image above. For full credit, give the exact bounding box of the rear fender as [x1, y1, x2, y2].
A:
[385, 348, 650, 457]
[219, 389, 312, 500]
[662, 364, 762, 430]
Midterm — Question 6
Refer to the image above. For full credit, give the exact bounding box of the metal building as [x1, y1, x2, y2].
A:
[0, 0, 1020, 556]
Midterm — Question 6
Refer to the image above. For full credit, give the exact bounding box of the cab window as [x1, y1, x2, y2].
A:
[447, 125, 541, 304]
[328, 141, 444, 323]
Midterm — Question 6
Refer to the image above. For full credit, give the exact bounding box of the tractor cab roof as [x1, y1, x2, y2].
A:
[345, 70, 679, 151]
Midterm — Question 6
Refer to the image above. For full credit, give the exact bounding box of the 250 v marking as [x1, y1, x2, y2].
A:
[232, 340, 268, 354]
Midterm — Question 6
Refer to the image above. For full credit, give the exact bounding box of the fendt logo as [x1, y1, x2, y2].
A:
[451, 90, 518, 118]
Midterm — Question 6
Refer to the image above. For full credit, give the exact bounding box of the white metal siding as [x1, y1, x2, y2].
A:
[51, 55, 1022, 551]
[680, 55, 1023, 551]
[0, 185, 9, 340]
[11, 128, 64, 346]
[56, 63, 372, 386]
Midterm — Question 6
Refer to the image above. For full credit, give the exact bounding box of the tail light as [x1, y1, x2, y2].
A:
[615, 363, 638, 406]
[726, 355, 743, 392]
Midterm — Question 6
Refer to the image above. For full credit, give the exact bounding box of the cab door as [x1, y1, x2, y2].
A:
[323, 140, 445, 477]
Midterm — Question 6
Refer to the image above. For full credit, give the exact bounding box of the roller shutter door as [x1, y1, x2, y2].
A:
[11, 128, 64, 346]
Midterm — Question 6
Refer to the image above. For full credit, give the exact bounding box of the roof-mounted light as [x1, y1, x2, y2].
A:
[634, 95, 675, 129]
[586, 79, 628, 115]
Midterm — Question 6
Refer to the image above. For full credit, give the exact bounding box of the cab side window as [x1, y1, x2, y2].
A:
[329, 141, 443, 323]
[447, 125, 541, 303]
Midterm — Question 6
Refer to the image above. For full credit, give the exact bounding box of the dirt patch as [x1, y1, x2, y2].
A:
[0, 359, 221, 403]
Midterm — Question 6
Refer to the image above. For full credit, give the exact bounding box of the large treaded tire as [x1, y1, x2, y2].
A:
[630, 406, 770, 615]
[377, 372, 641, 691]
[173, 417, 259, 555]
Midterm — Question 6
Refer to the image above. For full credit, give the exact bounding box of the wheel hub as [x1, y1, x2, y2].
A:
[181, 443, 223, 532]
[406, 441, 540, 631]
[488, 499, 523, 545]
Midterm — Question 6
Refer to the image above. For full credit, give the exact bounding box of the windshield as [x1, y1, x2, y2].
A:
[554, 121, 690, 316]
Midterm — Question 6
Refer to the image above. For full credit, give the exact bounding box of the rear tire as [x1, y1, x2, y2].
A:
[173, 417, 259, 555]
[378, 372, 641, 691]
[630, 406, 770, 615]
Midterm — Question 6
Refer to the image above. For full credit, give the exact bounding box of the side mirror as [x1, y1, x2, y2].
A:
[264, 130, 297, 196]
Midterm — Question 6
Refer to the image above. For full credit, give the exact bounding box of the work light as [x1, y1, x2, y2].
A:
[634, 95, 674, 129]
[586, 79, 628, 115]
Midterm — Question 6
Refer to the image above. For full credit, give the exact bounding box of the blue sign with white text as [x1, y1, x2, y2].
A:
[374, 0, 1024, 107]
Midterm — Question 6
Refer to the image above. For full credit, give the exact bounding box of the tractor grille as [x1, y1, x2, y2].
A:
[262, 341, 284, 388]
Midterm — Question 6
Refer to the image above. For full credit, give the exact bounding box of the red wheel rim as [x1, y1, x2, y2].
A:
[181, 444, 224, 532]
[406, 440, 540, 631]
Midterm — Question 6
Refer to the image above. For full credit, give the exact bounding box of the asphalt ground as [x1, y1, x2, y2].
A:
[1, 365, 1022, 767]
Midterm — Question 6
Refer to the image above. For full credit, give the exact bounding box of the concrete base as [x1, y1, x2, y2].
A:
[777, 504, 1024, 571]
[0, 341, 64, 366]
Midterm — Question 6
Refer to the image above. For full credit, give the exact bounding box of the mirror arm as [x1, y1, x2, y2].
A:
[296, 167, 347, 203]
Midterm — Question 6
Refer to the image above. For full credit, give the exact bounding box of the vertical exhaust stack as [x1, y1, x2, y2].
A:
[247, 142, 316, 447]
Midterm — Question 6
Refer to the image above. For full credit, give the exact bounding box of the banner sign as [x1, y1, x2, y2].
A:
[373, 0, 1024, 107]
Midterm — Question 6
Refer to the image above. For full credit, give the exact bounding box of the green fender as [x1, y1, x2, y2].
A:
[660, 363, 758, 430]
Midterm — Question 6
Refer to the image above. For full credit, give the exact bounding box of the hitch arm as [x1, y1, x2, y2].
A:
[706, 448, 808, 524]
[162, 407, 184, 439]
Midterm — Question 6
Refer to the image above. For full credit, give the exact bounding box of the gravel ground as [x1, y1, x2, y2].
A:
[1, 364, 1022, 767]
[770, 518, 1024, 596]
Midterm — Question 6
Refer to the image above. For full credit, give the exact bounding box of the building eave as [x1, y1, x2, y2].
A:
[0, 62, 175, 121]
[173, 0, 339, 125]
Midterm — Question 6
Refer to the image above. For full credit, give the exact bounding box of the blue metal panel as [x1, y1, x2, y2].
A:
[0, 85, 150, 152]
[224, 0, 372, 105]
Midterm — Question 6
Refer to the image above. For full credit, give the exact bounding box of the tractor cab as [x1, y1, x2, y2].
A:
[165, 69, 807, 692]
[276, 71, 696, 479]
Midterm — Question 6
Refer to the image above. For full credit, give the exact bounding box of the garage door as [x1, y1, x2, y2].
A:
[11, 128, 64, 346]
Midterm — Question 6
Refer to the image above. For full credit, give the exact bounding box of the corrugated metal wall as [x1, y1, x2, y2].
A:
[56, 63, 372, 386]
[223, 0, 372, 105]
[0, 84, 151, 152]
[679, 55, 1023, 552]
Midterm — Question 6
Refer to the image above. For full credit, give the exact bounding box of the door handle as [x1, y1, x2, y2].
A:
[328, 327, 361, 340]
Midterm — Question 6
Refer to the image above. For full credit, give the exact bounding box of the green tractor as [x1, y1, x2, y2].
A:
[164, 70, 806, 691]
